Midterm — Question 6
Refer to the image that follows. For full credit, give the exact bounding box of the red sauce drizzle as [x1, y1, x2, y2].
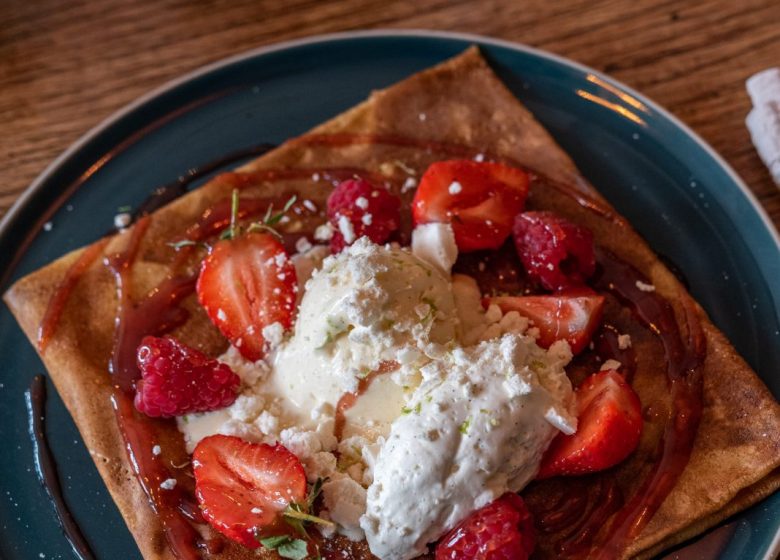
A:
[558, 479, 624, 557]
[103, 216, 203, 559]
[107, 218, 197, 392]
[38, 237, 110, 352]
[294, 132, 622, 223]
[587, 249, 706, 558]
[176, 195, 310, 259]
[537, 488, 590, 534]
[111, 391, 202, 560]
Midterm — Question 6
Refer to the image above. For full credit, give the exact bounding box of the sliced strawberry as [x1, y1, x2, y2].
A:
[487, 292, 605, 354]
[327, 178, 401, 253]
[435, 493, 536, 560]
[193, 435, 307, 548]
[412, 160, 529, 252]
[197, 232, 297, 361]
[537, 370, 643, 479]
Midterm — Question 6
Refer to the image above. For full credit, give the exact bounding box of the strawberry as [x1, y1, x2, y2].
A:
[537, 369, 643, 479]
[412, 160, 529, 252]
[513, 211, 595, 291]
[193, 435, 307, 549]
[197, 231, 297, 361]
[487, 291, 605, 354]
[134, 336, 240, 417]
[327, 178, 401, 253]
[435, 493, 536, 560]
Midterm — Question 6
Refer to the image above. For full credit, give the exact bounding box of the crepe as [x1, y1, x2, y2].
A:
[5, 47, 780, 560]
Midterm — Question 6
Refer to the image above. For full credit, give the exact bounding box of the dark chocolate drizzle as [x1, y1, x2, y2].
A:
[129, 142, 277, 224]
[25, 374, 96, 560]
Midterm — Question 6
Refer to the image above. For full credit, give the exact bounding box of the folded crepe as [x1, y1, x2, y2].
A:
[5, 47, 780, 560]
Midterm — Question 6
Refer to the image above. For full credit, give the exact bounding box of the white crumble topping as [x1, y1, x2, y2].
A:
[337, 215, 356, 243]
[355, 196, 369, 210]
[114, 212, 132, 229]
[216, 309, 227, 322]
[601, 359, 623, 371]
[473, 153, 485, 162]
[160, 478, 177, 490]
[635, 280, 656, 292]
[262, 322, 284, 348]
[274, 252, 288, 267]
[295, 237, 313, 253]
[362, 213, 373, 226]
[152, 445, 161, 456]
[617, 334, 632, 350]
[448, 181, 463, 195]
[401, 177, 418, 193]
[314, 222, 334, 241]
[303, 199, 318, 212]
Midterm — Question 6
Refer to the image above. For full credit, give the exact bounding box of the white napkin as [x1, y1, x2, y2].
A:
[746, 68, 780, 186]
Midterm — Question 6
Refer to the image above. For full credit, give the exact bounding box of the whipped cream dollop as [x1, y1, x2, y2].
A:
[361, 335, 575, 560]
[177, 229, 577, 558]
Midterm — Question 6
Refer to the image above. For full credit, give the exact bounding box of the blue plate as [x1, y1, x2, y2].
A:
[0, 31, 778, 560]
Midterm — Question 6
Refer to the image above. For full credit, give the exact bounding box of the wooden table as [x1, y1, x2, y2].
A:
[1, 0, 778, 230]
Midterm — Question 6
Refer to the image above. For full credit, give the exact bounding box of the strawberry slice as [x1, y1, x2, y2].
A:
[537, 370, 643, 479]
[487, 292, 605, 354]
[193, 435, 307, 548]
[435, 493, 536, 560]
[412, 160, 529, 252]
[197, 232, 297, 361]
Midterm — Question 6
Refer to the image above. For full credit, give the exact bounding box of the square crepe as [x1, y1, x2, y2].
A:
[5, 47, 780, 560]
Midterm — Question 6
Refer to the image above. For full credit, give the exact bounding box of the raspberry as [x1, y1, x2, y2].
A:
[134, 336, 240, 417]
[327, 178, 401, 253]
[513, 211, 595, 291]
[435, 493, 536, 560]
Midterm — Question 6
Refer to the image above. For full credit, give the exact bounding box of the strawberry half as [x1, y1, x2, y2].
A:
[193, 435, 307, 548]
[487, 292, 605, 354]
[412, 160, 529, 252]
[537, 369, 643, 479]
[435, 493, 536, 560]
[197, 231, 297, 361]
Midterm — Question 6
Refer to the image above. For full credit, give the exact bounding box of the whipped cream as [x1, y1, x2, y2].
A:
[361, 335, 575, 560]
[177, 231, 577, 556]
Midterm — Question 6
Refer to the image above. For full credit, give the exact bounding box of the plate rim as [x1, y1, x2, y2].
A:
[0, 28, 777, 559]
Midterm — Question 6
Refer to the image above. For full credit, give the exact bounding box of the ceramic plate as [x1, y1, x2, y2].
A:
[0, 31, 778, 559]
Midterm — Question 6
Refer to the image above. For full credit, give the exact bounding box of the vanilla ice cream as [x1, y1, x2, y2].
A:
[268, 237, 458, 432]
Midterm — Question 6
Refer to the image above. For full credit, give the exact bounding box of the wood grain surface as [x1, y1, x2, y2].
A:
[0, 0, 778, 230]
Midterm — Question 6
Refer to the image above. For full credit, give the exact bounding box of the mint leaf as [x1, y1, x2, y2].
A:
[260, 535, 290, 548]
[278, 538, 308, 560]
[259, 535, 309, 560]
